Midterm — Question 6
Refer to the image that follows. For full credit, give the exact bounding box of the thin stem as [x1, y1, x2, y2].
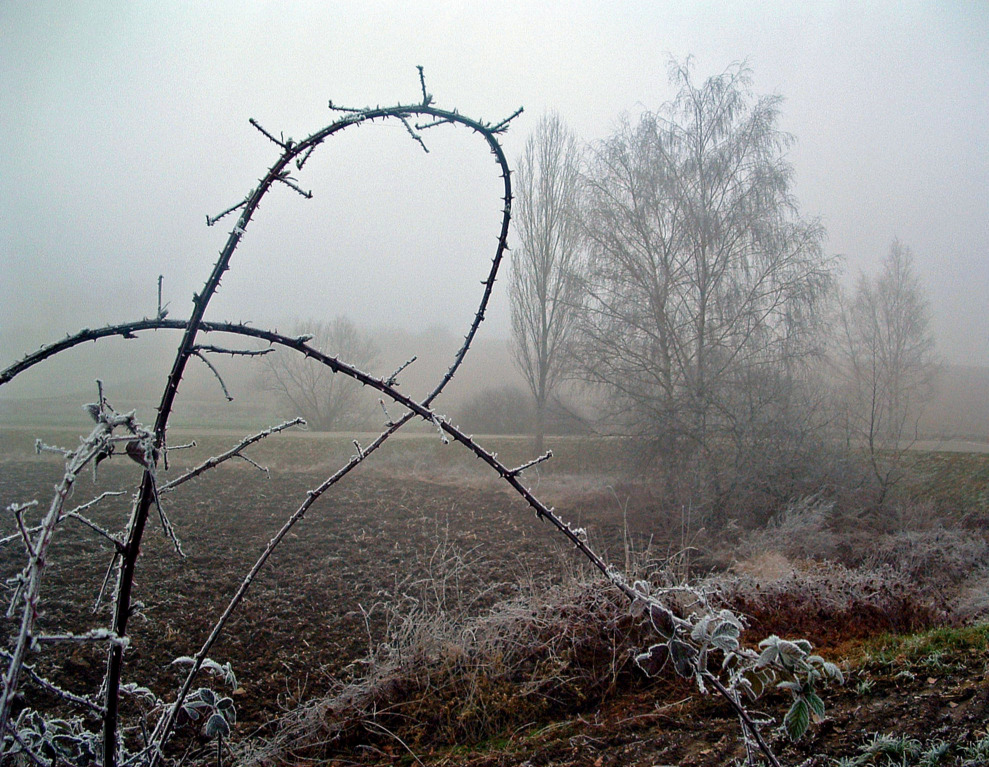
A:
[131, 94, 521, 766]
[158, 418, 304, 494]
[706, 674, 782, 767]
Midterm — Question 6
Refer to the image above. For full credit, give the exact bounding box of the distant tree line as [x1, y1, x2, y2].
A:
[509, 59, 937, 518]
[257, 60, 937, 519]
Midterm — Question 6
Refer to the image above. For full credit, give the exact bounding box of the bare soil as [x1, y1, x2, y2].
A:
[2, 431, 988, 766]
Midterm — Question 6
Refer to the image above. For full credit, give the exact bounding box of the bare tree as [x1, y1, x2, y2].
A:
[510, 112, 583, 452]
[575, 60, 834, 510]
[259, 317, 379, 431]
[838, 238, 937, 504]
[0, 85, 534, 766]
[0, 76, 836, 767]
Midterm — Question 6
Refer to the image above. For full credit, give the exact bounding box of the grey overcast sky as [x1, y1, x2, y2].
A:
[1, 1, 987, 369]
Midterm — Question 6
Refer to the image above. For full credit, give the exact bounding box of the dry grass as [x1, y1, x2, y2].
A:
[734, 491, 989, 599]
[237, 566, 644, 765]
[237, 548, 951, 766]
[719, 559, 946, 649]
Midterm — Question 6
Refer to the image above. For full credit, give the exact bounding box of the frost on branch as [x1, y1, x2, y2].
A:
[0, 68, 840, 767]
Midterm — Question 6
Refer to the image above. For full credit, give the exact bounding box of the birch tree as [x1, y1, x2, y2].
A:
[575, 60, 834, 508]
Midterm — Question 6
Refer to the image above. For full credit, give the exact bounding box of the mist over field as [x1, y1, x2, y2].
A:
[3, 5, 989, 766]
[1, 2, 987, 377]
[2, 324, 988, 445]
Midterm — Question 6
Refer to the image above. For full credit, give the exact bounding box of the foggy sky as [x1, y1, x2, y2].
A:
[1, 1, 987, 382]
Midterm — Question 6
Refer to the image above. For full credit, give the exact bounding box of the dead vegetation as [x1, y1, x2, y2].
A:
[218, 444, 988, 767]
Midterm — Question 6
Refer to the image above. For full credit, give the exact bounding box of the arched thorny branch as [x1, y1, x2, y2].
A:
[3, 324, 789, 767]
[0, 73, 826, 767]
[97, 92, 521, 766]
[0, 78, 523, 766]
[3, 316, 626, 583]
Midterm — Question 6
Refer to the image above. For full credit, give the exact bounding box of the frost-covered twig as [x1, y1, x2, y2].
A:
[34, 440, 71, 457]
[508, 450, 553, 477]
[417, 65, 432, 106]
[707, 674, 781, 767]
[156, 275, 169, 319]
[150, 479, 184, 557]
[0, 650, 103, 715]
[430, 414, 450, 444]
[64, 492, 127, 549]
[237, 453, 270, 476]
[248, 117, 290, 150]
[378, 399, 394, 427]
[400, 116, 429, 153]
[294, 144, 317, 171]
[205, 198, 248, 227]
[66, 491, 126, 519]
[385, 355, 417, 386]
[0, 397, 151, 739]
[93, 554, 119, 613]
[7, 501, 39, 557]
[274, 171, 313, 198]
[32, 629, 130, 649]
[192, 344, 272, 358]
[490, 106, 524, 134]
[159, 418, 305, 494]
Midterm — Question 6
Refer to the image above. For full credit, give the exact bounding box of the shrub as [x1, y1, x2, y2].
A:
[716, 561, 946, 647]
[454, 385, 535, 435]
